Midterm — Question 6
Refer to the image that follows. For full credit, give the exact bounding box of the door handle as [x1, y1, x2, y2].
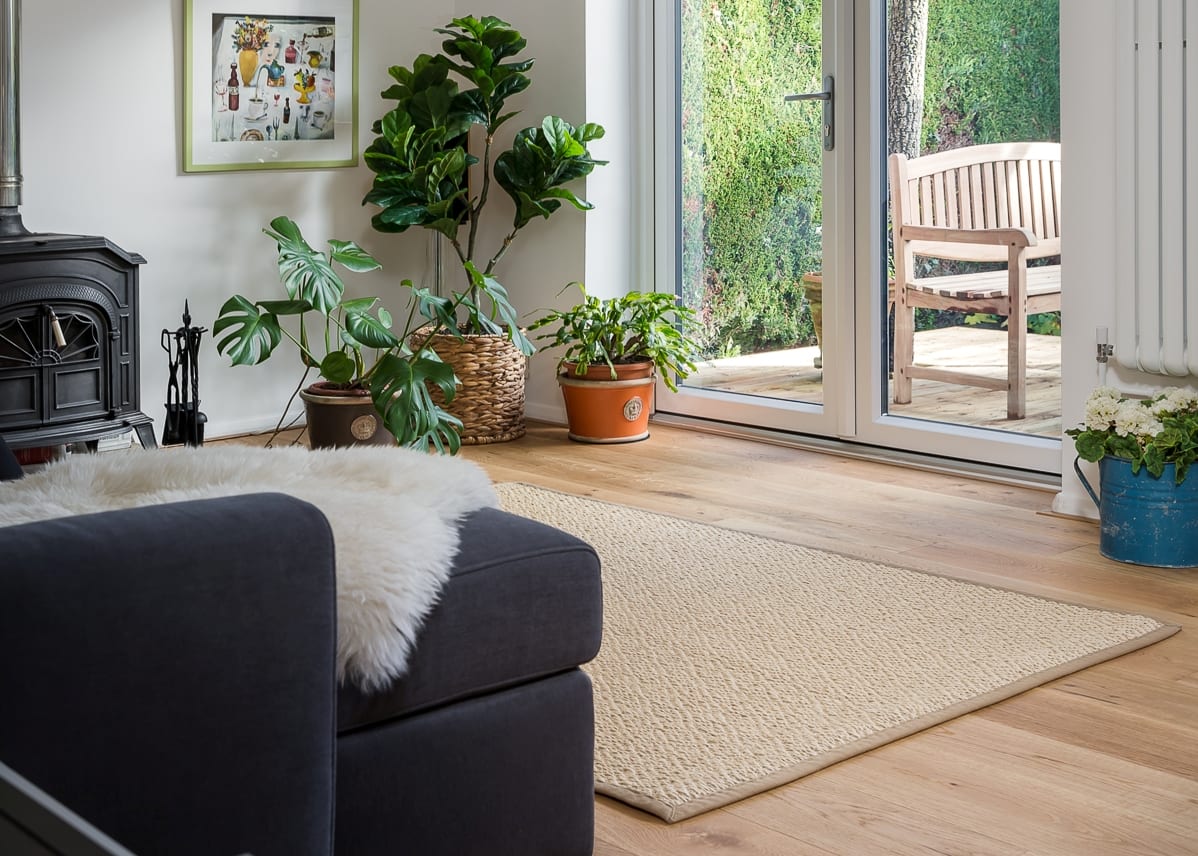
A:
[784, 75, 833, 152]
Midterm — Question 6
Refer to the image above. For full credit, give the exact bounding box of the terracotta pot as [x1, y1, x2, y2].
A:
[557, 361, 655, 443]
[299, 383, 395, 449]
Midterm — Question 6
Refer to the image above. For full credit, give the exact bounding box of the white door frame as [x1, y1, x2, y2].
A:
[646, 0, 1062, 475]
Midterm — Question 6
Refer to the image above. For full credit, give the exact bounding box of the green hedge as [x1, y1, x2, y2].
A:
[923, 0, 1060, 150]
[680, 0, 822, 355]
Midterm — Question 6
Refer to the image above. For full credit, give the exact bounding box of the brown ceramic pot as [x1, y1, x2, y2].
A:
[299, 383, 395, 449]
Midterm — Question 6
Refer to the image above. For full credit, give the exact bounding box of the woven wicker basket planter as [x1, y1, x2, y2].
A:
[417, 330, 528, 444]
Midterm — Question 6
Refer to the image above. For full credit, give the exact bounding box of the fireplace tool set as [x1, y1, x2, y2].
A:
[161, 302, 207, 446]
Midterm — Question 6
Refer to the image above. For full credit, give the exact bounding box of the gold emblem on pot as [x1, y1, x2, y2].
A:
[623, 396, 644, 422]
[350, 415, 378, 440]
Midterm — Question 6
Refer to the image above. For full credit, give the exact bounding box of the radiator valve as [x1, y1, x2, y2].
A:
[1096, 326, 1114, 363]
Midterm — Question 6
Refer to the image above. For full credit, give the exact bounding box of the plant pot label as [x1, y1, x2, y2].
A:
[350, 414, 379, 441]
[624, 397, 644, 422]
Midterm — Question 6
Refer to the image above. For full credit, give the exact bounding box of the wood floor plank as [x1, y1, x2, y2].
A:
[844, 720, 1198, 855]
[594, 796, 836, 856]
[725, 783, 1030, 856]
[976, 688, 1198, 780]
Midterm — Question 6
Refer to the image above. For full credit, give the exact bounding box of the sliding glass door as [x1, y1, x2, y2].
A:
[653, 0, 1062, 475]
[656, 0, 847, 439]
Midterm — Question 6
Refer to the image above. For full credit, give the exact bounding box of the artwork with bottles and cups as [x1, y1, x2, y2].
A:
[183, 0, 357, 172]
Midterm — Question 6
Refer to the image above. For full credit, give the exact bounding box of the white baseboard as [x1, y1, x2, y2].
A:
[525, 402, 567, 425]
[1051, 491, 1099, 521]
[203, 409, 305, 441]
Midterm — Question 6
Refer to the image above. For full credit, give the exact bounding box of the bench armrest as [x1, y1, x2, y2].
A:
[899, 224, 1037, 248]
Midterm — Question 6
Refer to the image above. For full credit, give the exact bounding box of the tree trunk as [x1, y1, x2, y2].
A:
[887, 0, 929, 158]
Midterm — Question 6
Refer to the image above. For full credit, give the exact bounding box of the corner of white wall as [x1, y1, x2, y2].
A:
[1057, 0, 1197, 518]
[1056, 0, 1116, 518]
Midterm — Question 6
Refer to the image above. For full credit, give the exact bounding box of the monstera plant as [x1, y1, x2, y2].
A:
[213, 216, 522, 453]
[360, 15, 607, 443]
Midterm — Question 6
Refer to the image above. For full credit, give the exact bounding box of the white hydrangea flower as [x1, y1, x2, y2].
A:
[1089, 386, 1122, 402]
[1113, 400, 1164, 438]
[1083, 386, 1122, 428]
[1149, 386, 1198, 416]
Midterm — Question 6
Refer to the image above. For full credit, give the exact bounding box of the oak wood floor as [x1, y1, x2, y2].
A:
[228, 422, 1196, 854]
[457, 423, 1196, 856]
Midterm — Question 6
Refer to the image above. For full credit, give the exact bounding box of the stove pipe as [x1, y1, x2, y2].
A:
[0, 0, 28, 236]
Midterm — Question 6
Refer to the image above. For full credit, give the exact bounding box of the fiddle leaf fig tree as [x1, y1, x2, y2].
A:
[362, 15, 606, 350]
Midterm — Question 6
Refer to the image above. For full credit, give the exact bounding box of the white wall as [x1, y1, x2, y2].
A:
[1055, 0, 1196, 518]
[475, 0, 590, 426]
[16, 0, 591, 438]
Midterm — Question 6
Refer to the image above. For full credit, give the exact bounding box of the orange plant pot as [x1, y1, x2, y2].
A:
[558, 361, 655, 443]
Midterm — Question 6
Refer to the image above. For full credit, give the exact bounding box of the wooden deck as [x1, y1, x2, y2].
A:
[689, 325, 1062, 437]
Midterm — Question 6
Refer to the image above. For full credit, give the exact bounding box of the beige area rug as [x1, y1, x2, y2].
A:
[496, 483, 1179, 823]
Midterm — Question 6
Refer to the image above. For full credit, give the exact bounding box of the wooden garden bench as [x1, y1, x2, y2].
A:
[888, 141, 1061, 419]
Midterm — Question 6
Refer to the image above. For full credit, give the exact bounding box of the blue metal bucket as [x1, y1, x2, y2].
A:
[1075, 456, 1198, 568]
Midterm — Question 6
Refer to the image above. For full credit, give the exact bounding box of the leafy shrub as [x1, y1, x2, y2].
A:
[924, 0, 1060, 151]
[680, 0, 822, 357]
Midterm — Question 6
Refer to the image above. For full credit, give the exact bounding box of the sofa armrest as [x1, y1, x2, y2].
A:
[0, 493, 338, 856]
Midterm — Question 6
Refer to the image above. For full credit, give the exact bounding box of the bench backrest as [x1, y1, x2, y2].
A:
[889, 141, 1062, 262]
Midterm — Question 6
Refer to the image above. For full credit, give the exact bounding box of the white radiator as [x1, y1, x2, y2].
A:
[1113, 0, 1198, 377]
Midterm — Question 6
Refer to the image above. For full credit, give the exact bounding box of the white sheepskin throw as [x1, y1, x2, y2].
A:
[0, 445, 499, 693]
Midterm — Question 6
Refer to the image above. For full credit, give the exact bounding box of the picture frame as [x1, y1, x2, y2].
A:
[183, 0, 358, 172]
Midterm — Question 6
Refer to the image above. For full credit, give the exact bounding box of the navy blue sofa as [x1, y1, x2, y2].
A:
[0, 435, 603, 856]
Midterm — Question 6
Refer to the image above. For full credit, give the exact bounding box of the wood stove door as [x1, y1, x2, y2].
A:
[0, 302, 109, 432]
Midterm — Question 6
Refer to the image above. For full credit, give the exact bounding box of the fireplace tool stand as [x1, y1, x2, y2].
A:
[161, 302, 207, 446]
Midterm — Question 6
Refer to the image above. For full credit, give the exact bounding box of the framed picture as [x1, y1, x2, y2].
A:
[183, 0, 358, 172]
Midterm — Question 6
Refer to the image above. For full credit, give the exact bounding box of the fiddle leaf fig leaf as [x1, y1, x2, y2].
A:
[575, 122, 606, 143]
[493, 117, 608, 229]
[362, 16, 608, 349]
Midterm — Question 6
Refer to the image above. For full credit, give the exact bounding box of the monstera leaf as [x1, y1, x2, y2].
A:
[213, 296, 284, 366]
[369, 350, 463, 453]
[263, 216, 380, 314]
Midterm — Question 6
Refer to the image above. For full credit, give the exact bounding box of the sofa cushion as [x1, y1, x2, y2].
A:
[337, 505, 602, 732]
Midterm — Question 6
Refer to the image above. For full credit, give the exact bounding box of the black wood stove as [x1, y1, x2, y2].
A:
[0, 235, 155, 449]
[0, 0, 154, 450]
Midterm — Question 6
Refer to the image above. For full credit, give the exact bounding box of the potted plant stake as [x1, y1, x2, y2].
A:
[528, 284, 700, 443]
[362, 15, 607, 443]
